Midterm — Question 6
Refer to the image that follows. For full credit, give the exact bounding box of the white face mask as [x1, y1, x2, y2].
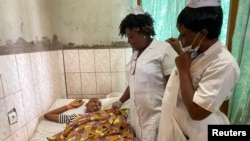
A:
[180, 32, 203, 59]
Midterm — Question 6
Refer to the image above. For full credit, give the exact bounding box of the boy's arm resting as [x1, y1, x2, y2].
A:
[44, 99, 84, 122]
[44, 105, 69, 122]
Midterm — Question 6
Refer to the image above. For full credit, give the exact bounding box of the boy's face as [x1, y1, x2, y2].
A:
[86, 98, 102, 113]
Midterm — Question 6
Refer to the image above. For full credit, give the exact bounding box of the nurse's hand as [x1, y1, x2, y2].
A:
[112, 100, 123, 109]
[175, 52, 192, 74]
[166, 38, 184, 55]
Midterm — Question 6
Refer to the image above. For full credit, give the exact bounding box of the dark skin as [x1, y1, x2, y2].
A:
[44, 98, 101, 123]
[125, 28, 151, 51]
[85, 98, 102, 113]
[166, 24, 218, 120]
[115, 28, 170, 106]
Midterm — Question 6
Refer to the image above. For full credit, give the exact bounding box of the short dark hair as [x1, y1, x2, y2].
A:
[177, 6, 223, 39]
[119, 13, 156, 38]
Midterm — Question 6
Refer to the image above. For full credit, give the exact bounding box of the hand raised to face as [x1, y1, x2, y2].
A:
[166, 38, 184, 55]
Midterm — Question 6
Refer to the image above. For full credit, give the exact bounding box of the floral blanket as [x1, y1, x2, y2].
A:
[47, 108, 136, 141]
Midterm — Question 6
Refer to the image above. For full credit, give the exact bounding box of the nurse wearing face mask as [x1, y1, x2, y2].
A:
[168, 31, 204, 59]
[158, 0, 240, 141]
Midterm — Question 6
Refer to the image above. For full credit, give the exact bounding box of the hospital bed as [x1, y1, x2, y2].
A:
[30, 93, 130, 141]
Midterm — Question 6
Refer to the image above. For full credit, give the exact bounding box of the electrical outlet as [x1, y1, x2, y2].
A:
[8, 108, 18, 125]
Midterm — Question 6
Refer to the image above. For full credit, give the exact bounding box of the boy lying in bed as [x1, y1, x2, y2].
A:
[45, 98, 136, 141]
[44, 98, 102, 124]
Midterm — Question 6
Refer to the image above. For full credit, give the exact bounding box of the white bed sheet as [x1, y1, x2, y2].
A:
[30, 96, 129, 141]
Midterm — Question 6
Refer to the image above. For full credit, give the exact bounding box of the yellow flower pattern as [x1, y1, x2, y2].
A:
[47, 108, 136, 141]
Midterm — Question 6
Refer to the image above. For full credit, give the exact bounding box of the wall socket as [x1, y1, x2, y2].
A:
[8, 108, 18, 125]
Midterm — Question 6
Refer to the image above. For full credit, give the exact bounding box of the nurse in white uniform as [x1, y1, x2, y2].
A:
[158, 0, 240, 141]
[112, 6, 177, 141]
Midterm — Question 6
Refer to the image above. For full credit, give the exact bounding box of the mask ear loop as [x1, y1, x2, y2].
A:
[194, 36, 204, 52]
[191, 37, 204, 59]
[190, 32, 200, 49]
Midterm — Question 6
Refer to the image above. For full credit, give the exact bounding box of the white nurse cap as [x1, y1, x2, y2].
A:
[132, 5, 145, 15]
[187, 0, 221, 8]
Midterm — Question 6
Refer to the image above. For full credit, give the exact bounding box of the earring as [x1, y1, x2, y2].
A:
[144, 36, 146, 38]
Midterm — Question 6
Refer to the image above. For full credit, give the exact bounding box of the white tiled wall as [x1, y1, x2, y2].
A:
[0, 47, 132, 140]
[0, 51, 66, 141]
[64, 47, 132, 98]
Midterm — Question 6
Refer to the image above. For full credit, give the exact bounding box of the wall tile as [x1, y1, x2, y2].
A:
[26, 117, 39, 139]
[67, 94, 83, 99]
[50, 51, 62, 75]
[34, 83, 46, 114]
[110, 48, 125, 72]
[68, 94, 106, 99]
[21, 87, 38, 122]
[53, 74, 67, 99]
[3, 136, 10, 141]
[16, 53, 33, 90]
[81, 73, 97, 94]
[0, 55, 20, 96]
[0, 48, 131, 140]
[57, 50, 65, 74]
[96, 73, 111, 94]
[5, 92, 26, 133]
[64, 50, 80, 72]
[60, 74, 67, 98]
[111, 72, 127, 92]
[79, 49, 95, 72]
[0, 98, 10, 140]
[40, 52, 52, 80]
[10, 125, 28, 141]
[43, 79, 55, 107]
[30, 52, 43, 84]
[0, 75, 4, 98]
[66, 73, 82, 94]
[95, 49, 110, 72]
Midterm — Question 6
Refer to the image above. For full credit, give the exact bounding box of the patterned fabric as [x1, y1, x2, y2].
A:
[59, 113, 78, 124]
[47, 109, 136, 141]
